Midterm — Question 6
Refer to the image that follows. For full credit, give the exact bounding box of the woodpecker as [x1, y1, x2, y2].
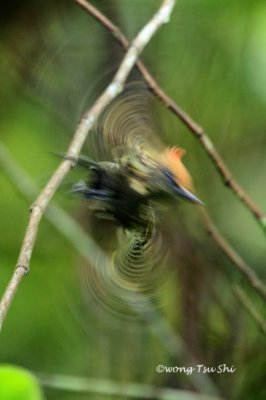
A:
[72, 144, 203, 230]
[71, 83, 203, 319]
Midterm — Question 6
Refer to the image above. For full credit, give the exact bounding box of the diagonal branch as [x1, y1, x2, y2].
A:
[200, 209, 266, 302]
[0, 0, 176, 330]
[74, 0, 266, 235]
[73, 0, 266, 303]
[233, 285, 266, 335]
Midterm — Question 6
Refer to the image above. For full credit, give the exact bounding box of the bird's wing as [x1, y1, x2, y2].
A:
[92, 81, 162, 163]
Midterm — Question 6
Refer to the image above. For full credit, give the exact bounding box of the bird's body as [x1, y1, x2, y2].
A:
[73, 144, 202, 229]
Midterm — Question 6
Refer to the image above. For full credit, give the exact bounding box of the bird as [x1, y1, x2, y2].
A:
[70, 82, 203, 321]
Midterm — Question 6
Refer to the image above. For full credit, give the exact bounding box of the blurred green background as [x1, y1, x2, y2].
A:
[0, 0, 266, 399]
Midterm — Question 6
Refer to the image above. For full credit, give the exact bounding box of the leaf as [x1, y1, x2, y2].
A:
[0, 365, 45, 400]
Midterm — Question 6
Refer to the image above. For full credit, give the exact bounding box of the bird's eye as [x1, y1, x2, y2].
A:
[161, 168, 178, 188]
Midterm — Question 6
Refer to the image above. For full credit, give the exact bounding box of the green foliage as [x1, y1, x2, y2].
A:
[0, 365, 44, 400]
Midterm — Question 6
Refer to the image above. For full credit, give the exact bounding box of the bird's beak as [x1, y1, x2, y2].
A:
[174, 185, 205, 206]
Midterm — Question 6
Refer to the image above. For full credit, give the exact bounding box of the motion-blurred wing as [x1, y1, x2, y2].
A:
[84, 225, 166, 323]
[92, 82, 162, 161]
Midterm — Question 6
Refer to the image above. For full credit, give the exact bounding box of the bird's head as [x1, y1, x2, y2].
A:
[158, 146, 204, 205]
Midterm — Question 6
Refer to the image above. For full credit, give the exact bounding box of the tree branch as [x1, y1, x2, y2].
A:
[74, 0, 266, 235]
[200, 209, 266, 302]
[233, 285, 266, 335]
[0, 0, 176, 330]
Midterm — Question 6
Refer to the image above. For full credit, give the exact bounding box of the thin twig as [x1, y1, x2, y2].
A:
[233, 285, 266, 335]
[200, 209, 266, 302]
[37, 373, 223, 400]
[0, 0, 176, 330]
[73, 0, 266, 303]
[74, 0, 266, 235]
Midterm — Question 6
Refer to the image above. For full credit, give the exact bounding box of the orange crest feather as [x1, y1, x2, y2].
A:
[160, 146, 193, 190]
